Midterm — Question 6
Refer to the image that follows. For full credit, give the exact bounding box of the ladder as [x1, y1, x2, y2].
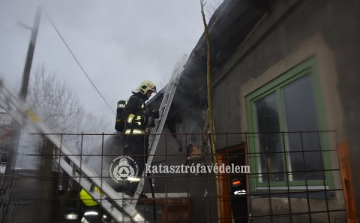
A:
[0, 81, 140, 222]
[130, 54, 188, 206]
[0, 54, 187, 222]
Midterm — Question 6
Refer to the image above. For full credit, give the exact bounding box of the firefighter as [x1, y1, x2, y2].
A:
[122, 80, 158, 199]
[78, 188, 103, 222]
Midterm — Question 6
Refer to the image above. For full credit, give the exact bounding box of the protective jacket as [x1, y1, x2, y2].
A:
[79, 188, 103, 206]
[122, 92, 149, 135]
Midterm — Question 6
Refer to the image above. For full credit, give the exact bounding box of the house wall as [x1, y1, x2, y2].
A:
[149, 119, 218, 222]
[212, 0, 359, 221]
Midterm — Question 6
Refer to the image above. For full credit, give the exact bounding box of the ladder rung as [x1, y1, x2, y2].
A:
[161, 103, 167, 110]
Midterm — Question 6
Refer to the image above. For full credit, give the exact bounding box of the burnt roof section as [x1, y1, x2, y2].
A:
[148, 0, 268, 120]
[176, 0, 268, 107]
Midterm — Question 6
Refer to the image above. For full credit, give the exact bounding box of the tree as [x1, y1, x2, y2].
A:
[200, 1, 221, 221]
[26, 65, 111, 163]
[71, 112, 111, 163]
[204, 0, 224, 21]
[27, 65, 83, 134]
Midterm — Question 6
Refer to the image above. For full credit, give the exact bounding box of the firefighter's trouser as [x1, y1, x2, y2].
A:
[125, 135, 148, 196]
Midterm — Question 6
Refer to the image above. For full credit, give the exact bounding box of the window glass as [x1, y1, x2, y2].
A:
[282, 74, 323, 181]
[255, 92, 284, 182]
[246, 59, 330, 189]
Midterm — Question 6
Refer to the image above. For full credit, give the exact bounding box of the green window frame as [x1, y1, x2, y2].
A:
[246, 57, 334, 191]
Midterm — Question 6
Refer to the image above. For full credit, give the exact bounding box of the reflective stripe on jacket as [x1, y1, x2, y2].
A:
[123, 94, 147, 135]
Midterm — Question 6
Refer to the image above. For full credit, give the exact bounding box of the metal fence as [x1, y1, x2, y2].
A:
[0, 174, 35, 222]
[0, 131, 349, 223]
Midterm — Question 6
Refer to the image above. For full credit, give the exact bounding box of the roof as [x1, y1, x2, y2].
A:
[148, 0, 268, 118]
[177, 0, 268, 105]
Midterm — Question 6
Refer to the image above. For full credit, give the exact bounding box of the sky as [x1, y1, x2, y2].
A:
[0, 0, 221, 133]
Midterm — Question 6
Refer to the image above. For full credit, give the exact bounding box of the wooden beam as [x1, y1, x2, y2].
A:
[216, 153, 232, 223]
[338, 143, 358, 223]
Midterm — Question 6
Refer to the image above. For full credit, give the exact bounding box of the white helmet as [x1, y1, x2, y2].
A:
[137, 80, 157, 94]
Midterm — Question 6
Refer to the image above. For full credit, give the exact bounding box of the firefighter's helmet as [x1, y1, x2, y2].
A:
[137, 80, 157, 94]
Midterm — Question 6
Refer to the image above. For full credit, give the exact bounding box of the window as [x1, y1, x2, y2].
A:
[246, 58, 333, 190]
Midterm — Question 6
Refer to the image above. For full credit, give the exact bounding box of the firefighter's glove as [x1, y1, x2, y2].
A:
[152, 109, 160, 119]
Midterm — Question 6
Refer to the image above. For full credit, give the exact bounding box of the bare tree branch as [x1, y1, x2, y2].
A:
[200, 1, 221, 221]
[26, 65, 111, 164]
[204, 0, 224, 21]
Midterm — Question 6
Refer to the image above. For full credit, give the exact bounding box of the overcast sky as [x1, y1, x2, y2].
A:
[0, 0, 220, 132]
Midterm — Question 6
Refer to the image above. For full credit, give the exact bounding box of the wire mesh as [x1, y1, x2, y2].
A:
[0, 131, 348, 223]
[0, 174, 36, 222]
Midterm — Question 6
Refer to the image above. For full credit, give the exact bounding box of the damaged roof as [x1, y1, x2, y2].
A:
[177, 0, 268, 105]
[150, 0, 268, 119]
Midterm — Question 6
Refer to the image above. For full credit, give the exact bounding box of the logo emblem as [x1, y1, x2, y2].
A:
[109, 156, 138, 183]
